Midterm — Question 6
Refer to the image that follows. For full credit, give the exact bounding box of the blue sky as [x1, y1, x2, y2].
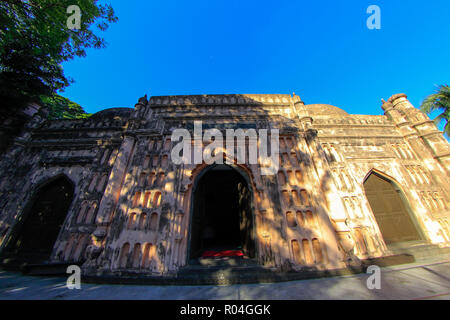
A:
[61, 0, 449, 126]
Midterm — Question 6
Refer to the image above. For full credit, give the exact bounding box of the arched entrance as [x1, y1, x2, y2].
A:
[5, 175, 74, 264]
[364, 171, 422, 244]
[188, 165, 255, 261]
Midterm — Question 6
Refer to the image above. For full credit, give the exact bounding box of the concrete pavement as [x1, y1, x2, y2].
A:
[1, 254, 449, 300]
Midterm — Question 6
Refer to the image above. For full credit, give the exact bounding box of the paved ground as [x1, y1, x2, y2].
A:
[1, 255, 450, 300]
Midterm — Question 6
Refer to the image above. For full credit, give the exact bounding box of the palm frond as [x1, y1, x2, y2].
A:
[420, 85, 450, 136]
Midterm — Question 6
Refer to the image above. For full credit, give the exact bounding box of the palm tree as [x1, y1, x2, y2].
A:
[420, 84, 450, 136]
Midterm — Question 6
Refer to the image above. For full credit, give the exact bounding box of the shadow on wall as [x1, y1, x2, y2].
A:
[0, 93, 368, 280]
[105, 93, 364, 278]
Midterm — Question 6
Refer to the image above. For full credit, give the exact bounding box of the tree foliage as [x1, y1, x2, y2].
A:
[41, 94, 91, 120]
[0, 0, 117, 118]
[420, 85, 450, 136]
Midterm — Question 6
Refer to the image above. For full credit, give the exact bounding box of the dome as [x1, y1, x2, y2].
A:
[303, 104, 349, 116]
[91, 108, 133, 120]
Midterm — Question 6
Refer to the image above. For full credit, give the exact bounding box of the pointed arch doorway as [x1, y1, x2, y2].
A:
[188, 164, 256, 261]
[363, 171, 422, 244]
[4, 175, 74, 264]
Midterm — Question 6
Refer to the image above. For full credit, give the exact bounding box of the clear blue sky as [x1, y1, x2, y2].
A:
[61, 0, 449, 125]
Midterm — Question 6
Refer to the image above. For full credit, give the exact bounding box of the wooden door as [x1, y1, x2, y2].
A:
[364, 173, 421, 244]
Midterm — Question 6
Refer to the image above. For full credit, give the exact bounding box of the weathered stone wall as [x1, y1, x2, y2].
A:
[0, 108, 131, 264]
[0, 93, 448, 278]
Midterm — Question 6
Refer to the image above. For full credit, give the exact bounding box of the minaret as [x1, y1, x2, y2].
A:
[292, 92, 313, 131]
[382, 93, 450, 194]
[132, 94, 148, 119]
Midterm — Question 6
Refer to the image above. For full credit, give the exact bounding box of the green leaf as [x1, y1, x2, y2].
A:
[0, 0, 117, 118]
[420, 85, 450, 137]
[40, 94, 91, 120]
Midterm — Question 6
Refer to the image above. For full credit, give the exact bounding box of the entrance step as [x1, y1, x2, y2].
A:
[80, 254, 417, 286]
[179, 257, 271, 283]
[21, 262, 80, 275]
[388, 241, 450, 260]
[190, 256, 258, 268]
[176, 258, 375, 285]
[0, 255, 79, 275]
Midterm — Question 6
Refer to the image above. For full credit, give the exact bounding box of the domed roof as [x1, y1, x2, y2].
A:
[91, 108, 133, 119]
[303, 104, 349, 116]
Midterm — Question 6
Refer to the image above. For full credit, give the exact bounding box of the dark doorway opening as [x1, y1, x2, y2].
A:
[5, 176, 74, 264]
[364, 172, 422, 244]
[189, 165, 255, 261]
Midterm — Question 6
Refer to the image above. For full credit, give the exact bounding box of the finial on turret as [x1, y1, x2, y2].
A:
[381, 98, 393, 111]
[138, 94, 148, 105]
[292, 92, 303, 104]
